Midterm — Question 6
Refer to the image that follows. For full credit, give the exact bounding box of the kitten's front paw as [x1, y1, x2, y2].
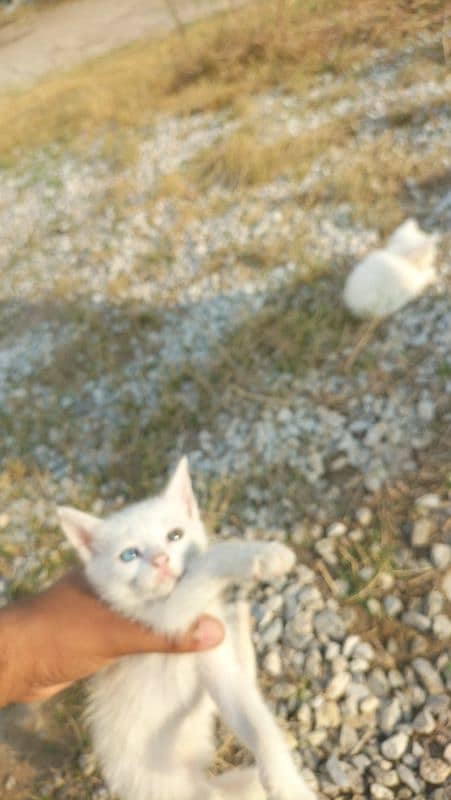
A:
[253, 543, 296, 580]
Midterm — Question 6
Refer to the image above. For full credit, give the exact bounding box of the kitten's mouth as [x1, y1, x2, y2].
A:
[155, 565, 181, 583]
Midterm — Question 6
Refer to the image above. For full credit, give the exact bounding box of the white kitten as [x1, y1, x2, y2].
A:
[58, 458, 317, 800]
[343, 218, 438, 318]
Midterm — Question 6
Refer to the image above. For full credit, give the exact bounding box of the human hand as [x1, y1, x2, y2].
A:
[0, 569, 224, 706]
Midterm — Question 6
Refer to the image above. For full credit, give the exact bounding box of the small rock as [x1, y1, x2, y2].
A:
[444, 743, 451, 765]
[442, 569, 451, 602]
[263, 650, 282, 677]
[425, 590, 444, 616]
[315, 538, 338, 566]
[0, 513, 9, 530]
[314, 609, 346, 640]
[413, 709, 436, 734]
[419, 757, 450, 785]
[432, 613, 451, 640]
[353, 641, 375, 661]
[370, 785, 394, 799]
[4, 775, 16, 791]
[411, 518, 435, 547]
[425, 694, 450, 716]
[350, 658, 371, 673]
[339, 723, 359, 753]
[397, 764, 422, 794]
[326, 754, 350, 788]
[412, 658, 445, 694]
[327, 521, 347, 537]
[431, 543, 451, 570]
[297, 703, 312, 730]
[308, 728, 328, 747]
[342, 634, 360, 658]
[415, 494, 441, 509]
[384, 595, 403, 616]
[402, 611, 431, 632]
[367, 597, 382, 616]
[368, 668, 390, 697]
[381, 732, 409, 761]
[261, 617, 283, 645]
[355, 507, 372, 527]
[388, 669, 404, 689]
[360, 695, 379, 714]
[326, 671, 351, 700]
[315, 699, 341, 728]
[417, 398, 435, 422]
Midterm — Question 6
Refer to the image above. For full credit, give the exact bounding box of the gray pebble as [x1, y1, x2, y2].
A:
[397, 764, 422, 793]
[402, 610, 431, 632]
[326, 754, 351, 788]
[412, 709, 436, 734]
[412, 658, 445, 694]
[314, 609, 346, 640]
[384, 595, 403, 616]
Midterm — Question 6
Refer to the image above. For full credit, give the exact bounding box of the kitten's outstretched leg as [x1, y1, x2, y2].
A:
[200, 637, 317, 800]
[225, 601, 257, 682]
[147, 541, 295, 635]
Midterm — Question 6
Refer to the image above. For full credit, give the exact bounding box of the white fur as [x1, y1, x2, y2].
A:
[343, 218, 438, 318]
[58, 458, 317, 800]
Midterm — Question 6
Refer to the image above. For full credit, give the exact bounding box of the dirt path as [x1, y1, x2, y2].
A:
[0, 0, 240, 89]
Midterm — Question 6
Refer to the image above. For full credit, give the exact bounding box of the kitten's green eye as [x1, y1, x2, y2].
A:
[120, 547, 141, 562]
[167, 528, 184, 542]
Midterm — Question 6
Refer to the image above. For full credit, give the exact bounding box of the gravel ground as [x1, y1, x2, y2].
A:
[0, 27, 450, 800]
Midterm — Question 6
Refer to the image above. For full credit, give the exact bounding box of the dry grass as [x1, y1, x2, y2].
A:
[307, 133, 451, 232]
[0, 0, 445, 165]
[188, 118, 353, 190]
[219, 266, 365, 378]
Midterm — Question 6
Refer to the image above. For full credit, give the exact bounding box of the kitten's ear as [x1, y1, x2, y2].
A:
[408, 238, 437, 269]
[165, 456, 199, 519]
[57, 506, 101, 562]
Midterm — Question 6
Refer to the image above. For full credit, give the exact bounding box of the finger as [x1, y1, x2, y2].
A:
[167, 616, 225, 653]
[19, 682, 72, 703]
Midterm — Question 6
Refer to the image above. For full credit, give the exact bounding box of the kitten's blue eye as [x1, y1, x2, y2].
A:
[167, 528, 184, 542]
[119, 547, 141, 563]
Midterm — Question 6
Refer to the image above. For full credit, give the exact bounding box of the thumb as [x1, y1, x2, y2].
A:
[172, 615, 225, 652]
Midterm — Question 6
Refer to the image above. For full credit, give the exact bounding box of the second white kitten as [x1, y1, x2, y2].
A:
[58, 458, 317, 800]
[343, 218, 438, 318]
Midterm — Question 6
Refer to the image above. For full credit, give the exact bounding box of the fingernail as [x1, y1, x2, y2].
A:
[193, 617, 223, 648]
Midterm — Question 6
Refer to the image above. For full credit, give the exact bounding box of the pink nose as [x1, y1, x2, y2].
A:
[151, 553, 169, 568]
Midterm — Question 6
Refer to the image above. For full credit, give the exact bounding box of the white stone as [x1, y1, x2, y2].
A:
[327, 521, 347, 537]
[442, 568, 451, 601]
[355, 507, 372, 527]
[411, 518, 435, 546]
[381, 732, 409, 760]
[431, 543, 451, 569]
[263, 649, 282, 677]
[370, 784, 394, 799]
[326, 671, 351, 700]
[433, 613, 451, 639]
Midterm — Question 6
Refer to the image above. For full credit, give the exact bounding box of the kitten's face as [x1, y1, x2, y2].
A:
[58, 457, 207, 618]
